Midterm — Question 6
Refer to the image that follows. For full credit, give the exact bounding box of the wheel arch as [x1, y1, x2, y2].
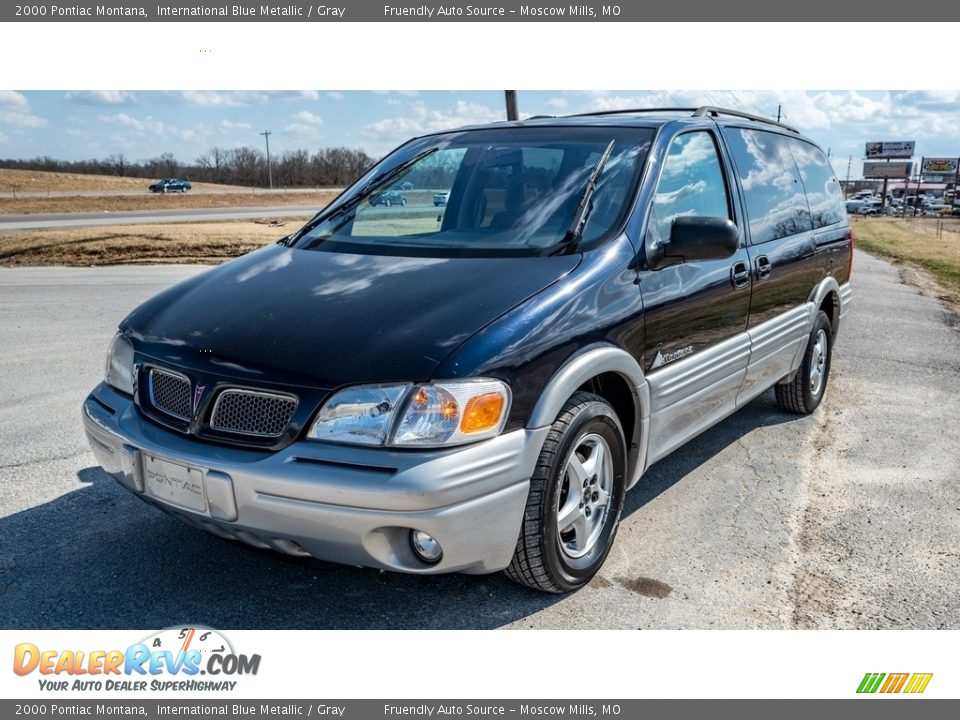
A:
[528, 344, 650, 490]
[809, 275, 842, 337]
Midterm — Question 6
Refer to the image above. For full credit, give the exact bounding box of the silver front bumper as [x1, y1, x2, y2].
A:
[83, 383, 546, 575]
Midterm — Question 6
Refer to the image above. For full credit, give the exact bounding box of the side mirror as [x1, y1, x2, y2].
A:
[648, 216, 739, 270]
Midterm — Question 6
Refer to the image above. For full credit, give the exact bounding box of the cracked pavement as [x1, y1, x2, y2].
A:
[0, 251, 958, 629]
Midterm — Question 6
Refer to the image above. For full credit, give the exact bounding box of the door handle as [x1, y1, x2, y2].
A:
[755, 255, 772, 280]
[730, 261, 750, 289]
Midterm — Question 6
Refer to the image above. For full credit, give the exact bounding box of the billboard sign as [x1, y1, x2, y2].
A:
[863, 161, 912, 179]
[921, 157, 959, 178]
[865, 141, 916, 159]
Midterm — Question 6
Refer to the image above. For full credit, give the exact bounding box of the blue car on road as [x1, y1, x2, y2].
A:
[149, 178, 192, 193]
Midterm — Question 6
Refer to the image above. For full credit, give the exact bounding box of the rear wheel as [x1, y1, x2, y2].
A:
[505, 391, 626, 593]
[776, 310, 832, 414]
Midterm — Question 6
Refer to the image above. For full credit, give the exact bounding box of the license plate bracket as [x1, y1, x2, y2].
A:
[142, 454, 207, 513]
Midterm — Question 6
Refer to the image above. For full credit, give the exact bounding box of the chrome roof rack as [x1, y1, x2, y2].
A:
[566, 105, 799, 134]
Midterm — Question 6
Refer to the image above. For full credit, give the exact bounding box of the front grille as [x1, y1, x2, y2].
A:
[149, 368, 192, 420]
[210, 389, 298, 437]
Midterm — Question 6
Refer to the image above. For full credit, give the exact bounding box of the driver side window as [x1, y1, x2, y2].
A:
[647, 131, 731, 246]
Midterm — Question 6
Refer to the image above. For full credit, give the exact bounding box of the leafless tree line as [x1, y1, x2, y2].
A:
[0, 146, 377, 188]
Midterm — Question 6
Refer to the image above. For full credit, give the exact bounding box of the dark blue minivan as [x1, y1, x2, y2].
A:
[84, 107, 852, 592]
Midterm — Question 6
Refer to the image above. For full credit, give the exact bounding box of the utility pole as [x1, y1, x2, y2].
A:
[260, 130, 273, 189]
[504, 91, 518, 121]
[845, 155, 852, 198]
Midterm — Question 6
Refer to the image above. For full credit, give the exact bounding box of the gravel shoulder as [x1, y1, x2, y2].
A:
[0, 251, 957, 629]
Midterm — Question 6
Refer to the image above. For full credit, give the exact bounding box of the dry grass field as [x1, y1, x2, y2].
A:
[0, 219, 300, 266]
[0, 190, 338, 215]
[0, 168, 247, 194]
[851, 216, 960, 306]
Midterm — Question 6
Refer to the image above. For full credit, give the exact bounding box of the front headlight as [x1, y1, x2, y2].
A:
[307, 379, 511, 448]
[104, 332, 135, 395]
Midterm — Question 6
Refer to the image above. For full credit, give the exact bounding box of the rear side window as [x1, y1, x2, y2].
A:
[723, 128, 812, 244]
[646, 131, 731, 246]
[787, 139, 846, 229]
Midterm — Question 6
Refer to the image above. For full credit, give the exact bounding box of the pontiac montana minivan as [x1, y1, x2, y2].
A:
[84, 106, 852, 592]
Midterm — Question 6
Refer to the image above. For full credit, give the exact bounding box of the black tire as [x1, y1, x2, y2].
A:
[775, 310, 832, 414]
[400, 197, 407, 206]
[505, 391, 627, 593]
[384, 199, 392, 207]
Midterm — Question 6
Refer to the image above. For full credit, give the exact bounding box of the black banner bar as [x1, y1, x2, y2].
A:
[4, 1, 960, 22]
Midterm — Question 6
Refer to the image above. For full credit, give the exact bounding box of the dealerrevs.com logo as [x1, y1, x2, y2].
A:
[857, 673, 933, 695]
[13, 626, 261, 693]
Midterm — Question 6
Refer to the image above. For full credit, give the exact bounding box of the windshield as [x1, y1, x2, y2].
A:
[293, 127, 653, 256]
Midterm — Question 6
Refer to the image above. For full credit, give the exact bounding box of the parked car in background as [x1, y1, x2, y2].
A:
[84, 106, 852, 593]
[433, 191, 450, 206]
[149, 178, 192, 193]
[368, 190, 407, 207]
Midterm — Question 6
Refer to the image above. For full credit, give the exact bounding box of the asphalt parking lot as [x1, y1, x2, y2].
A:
[1, 251, 958, 629]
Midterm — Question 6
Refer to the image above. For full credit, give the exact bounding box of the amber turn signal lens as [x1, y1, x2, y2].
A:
[460, 393, 505, 434]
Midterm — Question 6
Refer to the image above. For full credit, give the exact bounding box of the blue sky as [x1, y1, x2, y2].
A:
[2, 90, 959, 177]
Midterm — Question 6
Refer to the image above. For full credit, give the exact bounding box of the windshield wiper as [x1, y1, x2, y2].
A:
[557, 139, 616, 252]
[291, 146, 439, 244]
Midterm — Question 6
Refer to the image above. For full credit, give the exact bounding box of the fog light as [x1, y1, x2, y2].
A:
[410, 530, 443, 564]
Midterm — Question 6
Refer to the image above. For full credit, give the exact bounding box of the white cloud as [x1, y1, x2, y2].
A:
[173, 91, 269, 107]
[171, 90, 321, 108]
[546, 97, 568, 110]
[0, 130, 7, 143]
[0, 91, 29, 108]
[364, 99, 503, 139]
[64, 90, 135, 105]
[326, 91, 345, 101]
[269, 90, 320, 101]
[292, 110, 324, 126]
[99, 112, 165, 135]
[0, 91, 48, 128]
[221, 119, 252, 131]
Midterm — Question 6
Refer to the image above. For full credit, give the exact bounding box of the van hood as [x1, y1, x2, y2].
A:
[121, 244, 580, 388]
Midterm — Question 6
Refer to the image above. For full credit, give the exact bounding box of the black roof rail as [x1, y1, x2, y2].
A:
[569, 107, 700, 118]
[566, 105, 799, 134]
[692, 106, 799, 134]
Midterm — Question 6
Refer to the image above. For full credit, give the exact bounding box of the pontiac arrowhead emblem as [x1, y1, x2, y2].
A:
[193, 384, 206, 414]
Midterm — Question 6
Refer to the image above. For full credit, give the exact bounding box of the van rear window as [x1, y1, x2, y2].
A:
[723, 128, 813, 245]
[787, 138, 847, 229]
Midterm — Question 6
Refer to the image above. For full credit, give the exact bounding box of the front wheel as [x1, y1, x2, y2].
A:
[505, 391, 627, 593]
[776, 309, 832, 414]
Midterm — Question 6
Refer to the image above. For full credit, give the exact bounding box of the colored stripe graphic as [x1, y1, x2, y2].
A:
[857, 672, 933, 694]
[857, 673, 885, 693]
[880, 673, 909, 693]
[904, 673, 933, 694]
